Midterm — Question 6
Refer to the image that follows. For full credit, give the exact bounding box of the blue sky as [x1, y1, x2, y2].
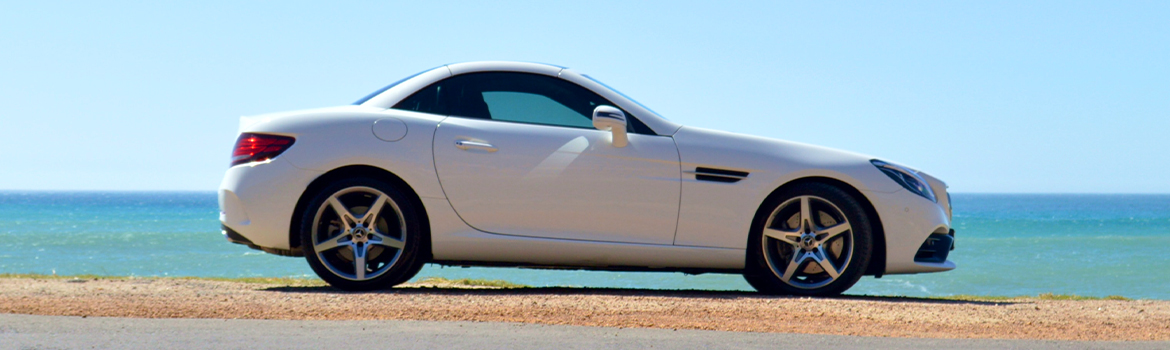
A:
[1, 1, 1167, 193]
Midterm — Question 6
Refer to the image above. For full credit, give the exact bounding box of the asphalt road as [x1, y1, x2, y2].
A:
[1, 314, 1165, 350]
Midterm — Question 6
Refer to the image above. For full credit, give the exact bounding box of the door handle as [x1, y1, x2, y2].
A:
[454, 140, 498, 152]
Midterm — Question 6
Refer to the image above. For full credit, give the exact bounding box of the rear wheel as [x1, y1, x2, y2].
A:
[744, 182, 873, 296]
[300, 177, 425, 291]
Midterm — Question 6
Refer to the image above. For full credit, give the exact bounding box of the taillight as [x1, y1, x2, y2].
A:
[231, 133, 295, 166]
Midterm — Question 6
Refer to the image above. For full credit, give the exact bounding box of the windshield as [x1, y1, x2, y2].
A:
[582, 74, 667, 120]
[352, 67, 439, 105]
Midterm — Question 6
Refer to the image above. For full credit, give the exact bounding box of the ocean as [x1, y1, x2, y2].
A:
[1, 192, 1166, 299]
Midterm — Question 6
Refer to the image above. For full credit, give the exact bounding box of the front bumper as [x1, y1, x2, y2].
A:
[914, 228, 955, 264]
[866, 188, 957, 274]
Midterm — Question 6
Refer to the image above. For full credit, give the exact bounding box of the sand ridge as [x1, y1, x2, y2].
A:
[0, 277, 1166, 341]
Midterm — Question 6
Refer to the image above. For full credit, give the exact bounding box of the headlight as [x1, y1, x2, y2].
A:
[871, 159, 937, 202]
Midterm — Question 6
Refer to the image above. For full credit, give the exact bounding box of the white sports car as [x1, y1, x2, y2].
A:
[219, 61, 955, 296]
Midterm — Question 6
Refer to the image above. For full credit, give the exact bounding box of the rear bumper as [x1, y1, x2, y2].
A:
[219, 157, 323, 251]
[222, 224, 302, 257]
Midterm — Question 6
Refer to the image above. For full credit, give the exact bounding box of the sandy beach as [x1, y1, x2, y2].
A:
[1, 276, 1166, 341]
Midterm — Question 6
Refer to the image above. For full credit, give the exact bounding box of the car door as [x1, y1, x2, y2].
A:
[422, 72, 681, 245]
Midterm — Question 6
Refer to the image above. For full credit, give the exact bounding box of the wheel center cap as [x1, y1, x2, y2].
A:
[801, 234, 816, 249]
[352, 227, 367, 243]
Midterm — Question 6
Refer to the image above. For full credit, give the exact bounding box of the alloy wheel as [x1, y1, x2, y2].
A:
[760, 195, 855, 289]
[310, 186, 407, 281]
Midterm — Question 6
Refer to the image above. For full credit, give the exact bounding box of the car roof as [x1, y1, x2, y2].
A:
[360, 61, 682, 136]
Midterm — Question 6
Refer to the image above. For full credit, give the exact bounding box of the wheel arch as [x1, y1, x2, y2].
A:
[752, 176, 887, 277]
[288, 165, 432, 260]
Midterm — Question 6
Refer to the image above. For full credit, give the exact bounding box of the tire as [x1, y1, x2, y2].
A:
[299, 177, 426, 291]
[743, 182, 873, 296]
[385, 254, 427, 286]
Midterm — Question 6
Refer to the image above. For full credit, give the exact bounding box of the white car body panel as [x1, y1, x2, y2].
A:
[433, 117, 681, 245]
[218, 61, 955, 277]
[219, 157, 322, 249]
[423, 197, 743, 269]
[671, 125, 900, 249]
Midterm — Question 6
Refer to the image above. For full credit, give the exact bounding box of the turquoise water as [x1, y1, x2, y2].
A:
[1, 192, 1167, 299]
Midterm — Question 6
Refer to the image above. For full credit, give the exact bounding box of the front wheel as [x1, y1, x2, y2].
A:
[299, 177, 425, 291]
[744, 183, 873, 296]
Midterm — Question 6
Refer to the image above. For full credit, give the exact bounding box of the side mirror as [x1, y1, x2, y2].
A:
[592, 105, 628, 148]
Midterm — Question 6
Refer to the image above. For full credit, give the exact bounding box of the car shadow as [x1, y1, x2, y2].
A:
[259, 285, 1016, 306]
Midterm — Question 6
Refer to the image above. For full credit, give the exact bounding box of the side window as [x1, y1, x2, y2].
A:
[481, 91, 594, 128]
[392, 83, 446, 115]
[458, 72, 603, 129]
[393, 72, 655, 134]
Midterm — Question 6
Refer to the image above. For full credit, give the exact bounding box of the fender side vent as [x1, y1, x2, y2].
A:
[689, 167, 749, 183]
